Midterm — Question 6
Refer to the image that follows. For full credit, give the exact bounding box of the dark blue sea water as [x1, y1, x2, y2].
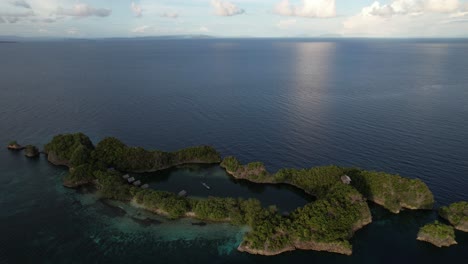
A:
[1, 39, 467, 263]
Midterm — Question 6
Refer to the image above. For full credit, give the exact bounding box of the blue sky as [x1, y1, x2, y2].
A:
[1, 0, 468, 38]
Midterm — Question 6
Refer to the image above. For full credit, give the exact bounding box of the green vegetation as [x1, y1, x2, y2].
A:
[275, 166, 347, 197]
[220, 156, 241, 172]
[34, 132, 443, 256]
[348, 170, 434, 213]
[134, 189, 190, 219]
[240, 183, 370, 253]
[93, 137, 221, 172]
[417, 221, 457, 247]
[44, 133, 94, 166]
[220, 156, 271, 182]
[8, 140, 18, 146]
[439, 201, 468, 232]
[221, 157, 433, 214]
[63, 164, 97, 187]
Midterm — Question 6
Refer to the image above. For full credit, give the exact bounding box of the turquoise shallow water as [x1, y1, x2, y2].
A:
[1, 39, 468, 263]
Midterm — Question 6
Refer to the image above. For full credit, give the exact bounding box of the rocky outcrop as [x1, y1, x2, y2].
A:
[347, 170, 435, 214]
[417, 222, 457, 247]
[238, 240, 353, 256]
[24, 145, 39, 158]
[439, 201, 468, 232]
[7, 142, 24, 150]
[237, 243, 295, 256]
[46, 151, 71, 167]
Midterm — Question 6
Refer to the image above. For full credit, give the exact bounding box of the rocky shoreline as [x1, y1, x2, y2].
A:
[9, 133, 466, 258]
[417, 221, 457, 247]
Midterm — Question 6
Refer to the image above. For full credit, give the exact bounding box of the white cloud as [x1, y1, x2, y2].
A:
[161, 12, 179, 18]
[131, 25, 150, 33]
[211, 0, 245, 16]
[362, 0, 460, 18]
[0, 17, 5, 23]
[11, 0, 31, 9]
[131, 2, 143, 17]
[57, 4, 111, 18]
[277, 18, 297, 29]
[275, 0, 336, 18]
[342, 0, 466, 37]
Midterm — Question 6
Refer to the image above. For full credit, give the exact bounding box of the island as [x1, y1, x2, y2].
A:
[7, 140, 24, 150]
[220, 156, 434, 214]
[417, 221, 457, 247]
[439, 202, 468, 232]
[9, 132, 441, 256]
[24, 145, 39, 158]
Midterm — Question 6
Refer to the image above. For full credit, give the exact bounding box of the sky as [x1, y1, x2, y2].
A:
[1, 0, 468, 38]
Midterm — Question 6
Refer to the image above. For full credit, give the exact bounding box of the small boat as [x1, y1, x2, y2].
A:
[201, 182, 211, 190]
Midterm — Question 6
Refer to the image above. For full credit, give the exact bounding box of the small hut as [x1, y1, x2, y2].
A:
[122, 174, 130, 179]
[127, 177, 135, 183]
[341, 175, 352, 185]
[178, 190, 187, 197]
[141, 184, 149, 189]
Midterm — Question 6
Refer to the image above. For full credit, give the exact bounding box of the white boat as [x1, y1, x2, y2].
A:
[201, 182, 211, 190]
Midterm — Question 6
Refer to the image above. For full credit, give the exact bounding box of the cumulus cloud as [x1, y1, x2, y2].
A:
[11, 0, 31, 9]
[131, 25, 150, 33]
[362, 0, 460, 18]
[211, 0, 245, 16]
[57, 4, 111, 18]
[275, 0, 336, 18]
[342, 0, 466, 37]
[161, 12, 179, 18]
[131, 2, 142, 17]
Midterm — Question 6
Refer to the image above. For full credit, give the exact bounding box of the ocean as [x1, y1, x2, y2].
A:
[0, 38, 467, 263]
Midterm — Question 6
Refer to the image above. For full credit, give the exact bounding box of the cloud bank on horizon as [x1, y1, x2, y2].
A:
[0, 0, 468, 38]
